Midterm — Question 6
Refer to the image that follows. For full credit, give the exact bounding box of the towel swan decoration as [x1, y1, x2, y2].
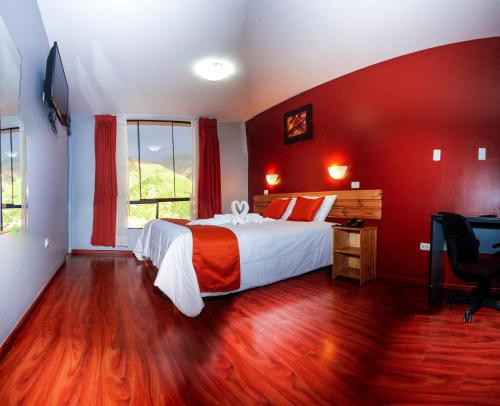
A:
[188, 200, 273, 226]
[230, 200, 249, 217]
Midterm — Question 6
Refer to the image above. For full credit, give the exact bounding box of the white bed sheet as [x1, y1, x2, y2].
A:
[134, 219, 333, 317]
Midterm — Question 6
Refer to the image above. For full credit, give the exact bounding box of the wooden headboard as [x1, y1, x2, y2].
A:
[253, 189, 382, 220]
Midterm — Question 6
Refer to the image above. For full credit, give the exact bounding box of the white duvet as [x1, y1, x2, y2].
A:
[134, 219, 333, 317]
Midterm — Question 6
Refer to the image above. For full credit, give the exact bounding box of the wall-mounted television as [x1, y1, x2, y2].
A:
[44, 41, 70, 134]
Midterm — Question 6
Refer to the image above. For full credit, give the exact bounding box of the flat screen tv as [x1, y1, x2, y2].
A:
[44, 41, 70, 132]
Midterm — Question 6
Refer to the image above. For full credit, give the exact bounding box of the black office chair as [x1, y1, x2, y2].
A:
[441, 213, 500, 322]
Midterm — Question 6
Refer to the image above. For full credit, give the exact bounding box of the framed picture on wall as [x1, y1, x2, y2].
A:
[284, 103, 312, 145]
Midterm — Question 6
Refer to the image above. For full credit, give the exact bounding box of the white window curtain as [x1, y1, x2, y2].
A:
[19, 124, 27, 231]
[190, 118, 199, 220]
[115, 116, 129, 246]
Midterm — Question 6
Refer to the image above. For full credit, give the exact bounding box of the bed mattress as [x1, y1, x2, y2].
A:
[134, 219, 333, 316]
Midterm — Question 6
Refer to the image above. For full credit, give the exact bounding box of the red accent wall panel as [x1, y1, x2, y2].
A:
[246, 37, 500, 282]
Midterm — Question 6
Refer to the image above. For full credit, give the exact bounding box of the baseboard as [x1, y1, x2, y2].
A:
[377, 273, 427, 286]
[71, 249, 133, 256]
[442, 282, 500, 292]
[378, 273, 500, 293]
[0, 260, 66, 364]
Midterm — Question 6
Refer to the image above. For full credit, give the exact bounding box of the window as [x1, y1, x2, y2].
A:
[127, 120, 193, 228]
[1, 127, 22, 233]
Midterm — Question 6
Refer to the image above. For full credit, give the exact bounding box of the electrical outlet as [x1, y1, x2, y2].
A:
[44, 238, 50, 248]
[264, 189, 268, 195]
[351, 181, 360, 189]
[420, 242, 430, 251]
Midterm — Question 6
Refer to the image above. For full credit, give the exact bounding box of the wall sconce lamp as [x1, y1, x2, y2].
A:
[328, 165, 348, 180]
[266, 173, 280, 186]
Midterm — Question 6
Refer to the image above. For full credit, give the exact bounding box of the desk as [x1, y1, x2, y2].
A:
[428, 214, 500, 304]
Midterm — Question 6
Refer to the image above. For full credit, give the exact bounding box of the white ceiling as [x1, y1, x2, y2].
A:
[37, 0, 500, 121]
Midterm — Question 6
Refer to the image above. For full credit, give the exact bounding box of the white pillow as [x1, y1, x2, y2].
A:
[280, 198, 296, 220]
[303, 195, 337, 221]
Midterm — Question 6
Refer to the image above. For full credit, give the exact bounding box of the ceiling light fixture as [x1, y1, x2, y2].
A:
[194, 58, 235, 81]
[148, 144, 162, 152]
[5, 151, 18, 158]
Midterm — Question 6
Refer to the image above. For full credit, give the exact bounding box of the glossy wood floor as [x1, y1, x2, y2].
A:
[1, 256, 499, 405]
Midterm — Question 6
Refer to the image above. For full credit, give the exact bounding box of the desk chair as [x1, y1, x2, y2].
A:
[441, 213, 500, 322]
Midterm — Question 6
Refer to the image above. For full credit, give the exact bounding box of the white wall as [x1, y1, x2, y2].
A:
[70, 119, 248, 250]
[218, 122, 248, 213]
[0, 0, 68, 346]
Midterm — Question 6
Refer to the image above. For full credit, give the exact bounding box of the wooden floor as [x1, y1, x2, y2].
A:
[0, 256, 499, 405]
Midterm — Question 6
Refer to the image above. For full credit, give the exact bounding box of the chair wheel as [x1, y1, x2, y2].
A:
[464, 311, 473, 322]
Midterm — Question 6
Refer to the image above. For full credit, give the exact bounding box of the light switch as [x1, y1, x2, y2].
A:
[433, 149, 441, 161]
[264, 189, 268, 195]
[478, 147, 486, 160]
[351, 181, 360, 189]
[420, 242, 430, 251]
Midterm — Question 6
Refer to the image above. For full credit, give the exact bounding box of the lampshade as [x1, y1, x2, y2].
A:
[328, 165, 348, 180]
[266, 174, 279, 185]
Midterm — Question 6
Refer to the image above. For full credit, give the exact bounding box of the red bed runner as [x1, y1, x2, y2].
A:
[161, 218, 241, 292]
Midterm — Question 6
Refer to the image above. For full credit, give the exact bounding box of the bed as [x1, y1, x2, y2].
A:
[134, 190, 382, 317]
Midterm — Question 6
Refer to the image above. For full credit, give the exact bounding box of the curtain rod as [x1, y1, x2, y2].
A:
[117, 114, 244, 124]
[126, 119, 191, 125]
[118, 114, 198, 122]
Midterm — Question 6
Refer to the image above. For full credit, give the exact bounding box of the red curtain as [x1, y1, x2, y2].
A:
[198, 118, 222, 219]
[91, 115, 117, 246]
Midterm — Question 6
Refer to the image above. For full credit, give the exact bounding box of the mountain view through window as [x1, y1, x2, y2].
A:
[127, 121, 192, 228]
[1, 127, 22, 233]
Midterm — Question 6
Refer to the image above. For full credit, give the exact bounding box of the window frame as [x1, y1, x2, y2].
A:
[127, 119, 192, 228]
[0, 126, 23, 232]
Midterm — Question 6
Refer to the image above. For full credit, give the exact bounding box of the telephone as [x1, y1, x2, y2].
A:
[345, 218, 364, 228]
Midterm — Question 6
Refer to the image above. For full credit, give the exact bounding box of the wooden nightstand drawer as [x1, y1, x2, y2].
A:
[332, 226, 377, 285]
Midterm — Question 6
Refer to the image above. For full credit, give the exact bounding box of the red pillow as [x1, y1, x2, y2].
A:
[288, 196, 325, 222]
[263, 199, 291, 219]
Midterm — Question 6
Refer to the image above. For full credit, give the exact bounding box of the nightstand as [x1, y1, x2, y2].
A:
[332, 226, 377, 285]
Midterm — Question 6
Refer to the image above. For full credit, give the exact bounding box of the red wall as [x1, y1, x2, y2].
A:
[246, 37, 500, 283]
